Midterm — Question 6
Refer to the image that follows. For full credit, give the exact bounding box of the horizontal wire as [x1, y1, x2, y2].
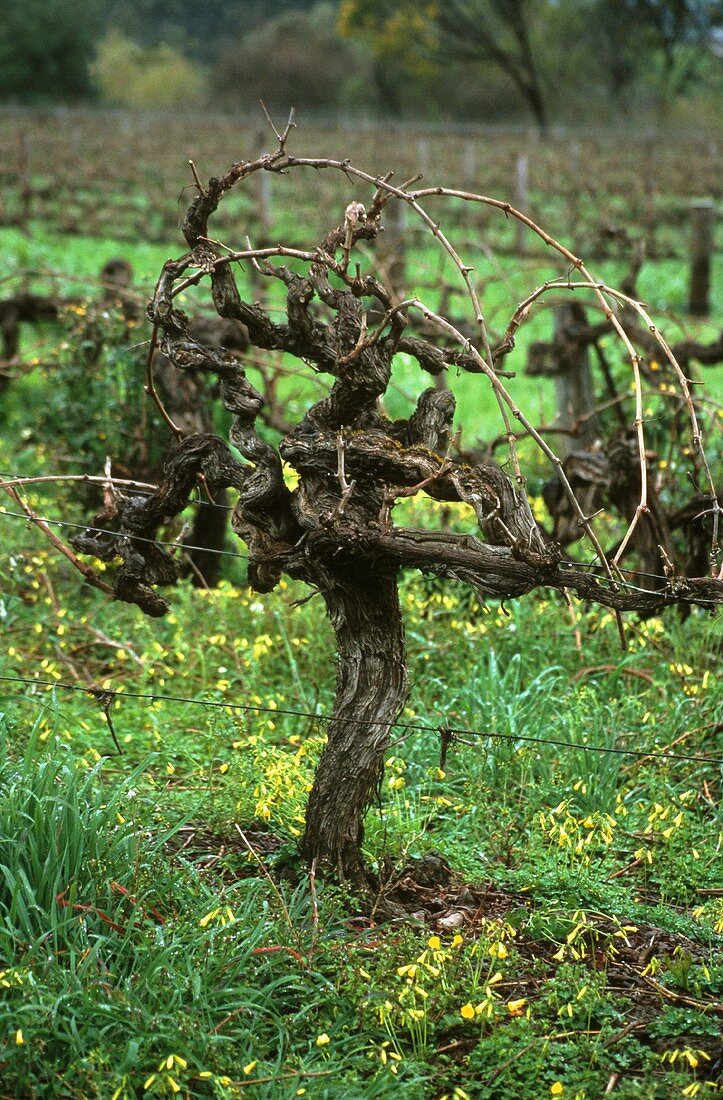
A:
[0, 673, 720, 767]
[2, 470, 716, 590]
[0, 470, 233, 512]
[0, 507, 251, 563]
[560, 558, 680, 584]
[0, 503, 708, 604]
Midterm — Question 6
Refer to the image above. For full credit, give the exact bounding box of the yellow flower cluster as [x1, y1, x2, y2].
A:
[538, 800, 617, 863]
[374, 1040, 403, 1074]
[142, 1054, 189, 1096]
[549, 909, 638, 966]
[0, 967, 29, 989]
[644, 796, 691, 838]
[377, 933, 469, 1056]
[372, 920, 527, 1061]
[627, 791, 697, 866]
[668, 662, 712, 696]
[385, 754, 407, 791]
[198, 906, 235, 929]
[245, 741, 320, 834]
[661, 1048, 718, 1098]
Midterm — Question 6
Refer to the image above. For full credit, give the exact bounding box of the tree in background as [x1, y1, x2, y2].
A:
[434, 0, 723, 130]
[338, 0, 553, 128]
[0, 0, 104, 103]
[587, 0, 640, 113]
[0, 0, 718, 120]
[103, 0, 268, 62]
[92, 29, 206, 110]
[336, 0, 721, 125]
[620, 0, 719, 113]
[336, 0, 441, 116]
[580, 0, 718, 117]
[211, 4, 360, 113]
[434, 0, 550, 132]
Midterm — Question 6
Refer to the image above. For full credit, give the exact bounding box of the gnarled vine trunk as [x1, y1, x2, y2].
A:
[301, 569, 408, 879]
[71, 141, 723, 885]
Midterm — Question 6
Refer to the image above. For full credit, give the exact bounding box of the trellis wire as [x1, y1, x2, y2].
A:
[0, 484, 701, 585]
[0, 674, 720, 768]
[0, 507, 251, 564]
[0, 500, 718, 604]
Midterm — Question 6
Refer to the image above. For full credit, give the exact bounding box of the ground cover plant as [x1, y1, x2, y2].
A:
[0, 522, 722, 1098]
[0, 113, 722, 1098]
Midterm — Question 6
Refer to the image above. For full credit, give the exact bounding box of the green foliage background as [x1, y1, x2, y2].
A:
[1, 0, 720, 125]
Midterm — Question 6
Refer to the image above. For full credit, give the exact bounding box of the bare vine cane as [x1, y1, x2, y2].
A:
[3, 485, 114, 599]
[51, 123, 722, 884]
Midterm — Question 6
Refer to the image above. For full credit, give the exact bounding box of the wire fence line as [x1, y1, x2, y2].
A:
[2, 477, 721, 767]
[0, 468, 712, 586]
[0, 506, 252, 564]
[0, 502, 713, 605]
[0, 673, 720, 767]
[0, 471, 233, 511]
[5, 468, 721, 594]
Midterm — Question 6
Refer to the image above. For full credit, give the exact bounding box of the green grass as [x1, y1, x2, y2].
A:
[1, 179, 722, 1097]
[1, 484, 722, 1096]
[0, 725, 359, 1098]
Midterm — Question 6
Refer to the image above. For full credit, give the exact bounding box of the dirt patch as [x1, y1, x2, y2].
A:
[166, 821, 284, 881]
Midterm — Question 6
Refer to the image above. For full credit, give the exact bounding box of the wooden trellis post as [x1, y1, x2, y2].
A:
[515, 152, 529, 256]
[554, 303, 599, 455]
[688, 199, 716, 316]
[378, 198, 407, 304]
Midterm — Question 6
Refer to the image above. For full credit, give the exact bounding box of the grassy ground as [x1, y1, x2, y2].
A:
[1, 138, 722, 1096]
[0, 500, 722, 1098]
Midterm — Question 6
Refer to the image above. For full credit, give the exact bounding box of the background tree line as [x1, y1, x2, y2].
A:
[0, 0, 720, 127]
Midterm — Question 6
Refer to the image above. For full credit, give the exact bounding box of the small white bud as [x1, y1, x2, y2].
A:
[344, 202, 366, 227]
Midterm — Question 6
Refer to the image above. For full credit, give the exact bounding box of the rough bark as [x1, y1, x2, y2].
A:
[300, 569, 408, 881]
